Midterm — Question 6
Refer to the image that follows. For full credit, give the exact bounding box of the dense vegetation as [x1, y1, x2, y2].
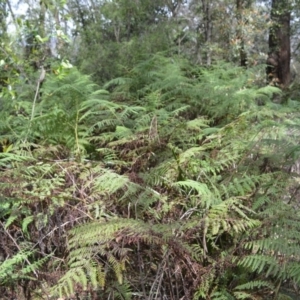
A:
[1, 0, 300, 299]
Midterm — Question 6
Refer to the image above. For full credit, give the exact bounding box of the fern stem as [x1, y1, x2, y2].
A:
[137, 241, 147, 298]
[31, 67, 46, 122]
[274, 278, 282, 299]
[74, 109, 80, 161]
[31, 82, 40, 122]
[0, 221, 38, 278]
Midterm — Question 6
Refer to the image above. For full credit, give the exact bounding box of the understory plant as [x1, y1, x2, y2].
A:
[0, 55, 300, 299]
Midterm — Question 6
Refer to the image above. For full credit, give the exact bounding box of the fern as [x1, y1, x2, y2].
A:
[235, 280, 275, 291]
[0, 249, 48, 285]
[1, 54, 300, 299]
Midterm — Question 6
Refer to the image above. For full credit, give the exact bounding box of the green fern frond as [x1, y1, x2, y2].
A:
[238, 254, 280, 275]
[107, 281, 132, 300]
[0, 250, 48, 285]
[234, 280, 274, 291]
[211, 290, 236, 300]
[232, 291, 257, 299]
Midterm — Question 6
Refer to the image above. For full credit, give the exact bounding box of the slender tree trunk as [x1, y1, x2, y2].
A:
[267, 0, 291, 88]
[236, 0, 247, 67]
[39, 0, 46, 39]
[202, 0, 212, 65]
[1, 1, 7, 36]
[166, 0, 182, 18]
[5, 0, 17, 32]
[74, 0, 91, 45]
[0, 2, 8, 93]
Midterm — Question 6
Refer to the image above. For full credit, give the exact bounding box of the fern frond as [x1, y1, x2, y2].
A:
[234, 280, 274, 291]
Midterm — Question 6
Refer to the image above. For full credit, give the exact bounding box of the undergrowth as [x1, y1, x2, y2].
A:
[0, 56, 300, 299]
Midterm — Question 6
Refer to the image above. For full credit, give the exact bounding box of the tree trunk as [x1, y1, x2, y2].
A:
[267, 0, 291, 88]
[202, 0, 212, 65]
[236, 0, 248, 67]
[0, 1, 7, 36]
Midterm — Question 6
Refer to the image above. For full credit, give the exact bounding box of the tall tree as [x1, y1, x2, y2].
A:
[202, 0, 212, 65]
[0, 2, 8, 93]
[267, 0, 291, 88]
[68, 0, 172, 84]
[0, 1, 7, 37]
[236, 0, 253, 67]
